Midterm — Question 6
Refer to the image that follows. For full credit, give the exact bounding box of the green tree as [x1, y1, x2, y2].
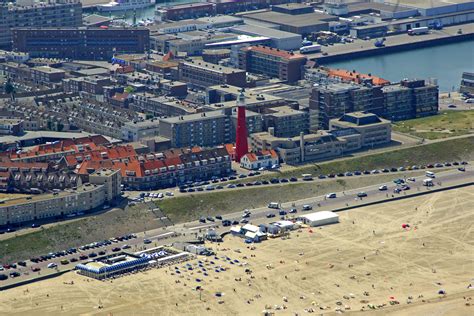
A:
[124, 86, 135, 94]
[4, 79, 15, 101]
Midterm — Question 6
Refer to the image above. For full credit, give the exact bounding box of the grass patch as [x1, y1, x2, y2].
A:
[0, 206, 161, 263]
[156, 173, 420, 224]
[393, 111, 474, 140]
[233, 136, 474, 182]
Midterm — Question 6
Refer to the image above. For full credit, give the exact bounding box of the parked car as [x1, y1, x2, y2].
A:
[326, 193, 337, 198]
[143, 239, 152, 244]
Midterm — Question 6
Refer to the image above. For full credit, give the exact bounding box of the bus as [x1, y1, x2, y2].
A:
[300, 44, 322, 54]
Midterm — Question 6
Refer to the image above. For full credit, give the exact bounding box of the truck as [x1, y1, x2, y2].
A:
[408, 27, 429, 36]
[267, 202, 279, 209]
[300, 44, 322, 54]
[423, 178, 434, 187]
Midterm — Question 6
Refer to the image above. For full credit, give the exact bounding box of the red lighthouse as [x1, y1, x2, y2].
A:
[235, 89, 248, 162]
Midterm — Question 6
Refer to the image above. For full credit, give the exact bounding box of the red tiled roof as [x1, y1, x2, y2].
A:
[328, 68, 390, 86]
[244, 149, 278, 162]
[243, 46, 307, 61]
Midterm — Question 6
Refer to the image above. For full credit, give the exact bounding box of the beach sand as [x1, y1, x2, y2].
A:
[1, 186, 473, 315]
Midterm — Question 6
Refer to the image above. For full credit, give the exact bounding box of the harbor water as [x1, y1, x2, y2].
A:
[324, 40, 474, 92]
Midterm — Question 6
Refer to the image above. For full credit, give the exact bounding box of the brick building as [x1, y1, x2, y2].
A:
[238, 46, 307, 83]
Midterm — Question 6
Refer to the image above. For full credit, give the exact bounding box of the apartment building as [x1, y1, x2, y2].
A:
[0, 118, 24, 135]
[0, 167, 121, 226]
[262, 106, 309, 138]
[0, 0, 82, 49]
[12, 27, 150, 60]
[238, 46, 307, 83]
[0, 161, 82, 194]
[77, 147, 232, 190]
[309, 79, 438, 128]
[159, 111, 230, 148]
[178, 59, 246, 88]
[30, 66, 66, 84]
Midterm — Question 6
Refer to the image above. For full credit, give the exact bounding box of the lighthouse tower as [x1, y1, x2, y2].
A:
[234, 89, 248, 162]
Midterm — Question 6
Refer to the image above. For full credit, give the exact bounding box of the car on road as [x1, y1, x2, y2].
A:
[47, 263, 57, 269]
[407, 177, 416, 182]
[266, 213, 276, 218]
[60, 259, 69, 265]
[31, 267, 41, 272]
[17, 261, 27, 267]
[289, 208, 298, 213]
[206, 216, 215, 222]
[222, 220, 231, 226]
[458, 167, 466, 172]
[112, 247, 121, 252]
[290, 177, 298, 182]
[70, 258, 78, 262]
[215, 215, 223, 220]
[122, 244, 131, 249]
[143, 239, 152, 244]
[279, 210, 287, 216]
[326, 193, 337, 199]
[393, 178, 405, 184]
[318, 174, 326, 179]
[302, 205, 312, 211]
[240, 218, 249, 224]
[79, 255, 88, 260]
[232, 220, 239, 225]
[327, 174, 336, 178]
[199, 217, 206, 223]
[394, 188, 402, 194]
[215, 185, 224, 190]
[379, 185, 388, 191]
[88, 253, 97, 258]
[357, 192, 368, 198]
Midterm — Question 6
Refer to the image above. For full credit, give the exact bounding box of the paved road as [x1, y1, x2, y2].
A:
[1, 167, 472, 289]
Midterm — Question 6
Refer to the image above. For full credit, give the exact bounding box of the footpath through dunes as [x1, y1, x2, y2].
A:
[0, 186, 473, 315]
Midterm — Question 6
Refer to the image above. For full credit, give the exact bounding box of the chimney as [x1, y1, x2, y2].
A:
[300, 132, 305, 163]
[268, 127, 275, 136]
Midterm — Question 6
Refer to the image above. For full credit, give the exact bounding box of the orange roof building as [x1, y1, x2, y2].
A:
[327, 68, 390, 86]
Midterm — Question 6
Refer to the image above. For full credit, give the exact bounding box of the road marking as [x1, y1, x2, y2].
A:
[147, 232, 176, 239]
[189, 224, 217, 230]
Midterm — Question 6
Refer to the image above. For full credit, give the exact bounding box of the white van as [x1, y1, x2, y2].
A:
[268, 202, 280, 209]
[425, 171, 435, 178]
[423, 178, 434, 186]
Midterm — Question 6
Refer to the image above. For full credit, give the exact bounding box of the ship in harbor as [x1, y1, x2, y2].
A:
[97, 0, 154, 12]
